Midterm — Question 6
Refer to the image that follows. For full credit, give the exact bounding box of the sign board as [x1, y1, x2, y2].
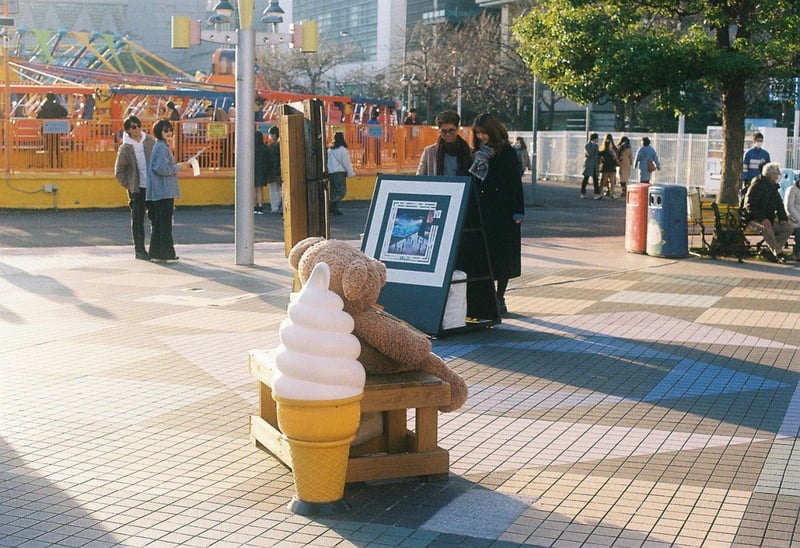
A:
[42, 120, 69, 134]
[361, 175, 472, 334]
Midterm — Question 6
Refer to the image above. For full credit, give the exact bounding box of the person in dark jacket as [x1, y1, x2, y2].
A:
[469, 113, 525, 315]
[253, 130, 267, 214]
[37, 93, 68, 167]
[743, 162, 792, 263]
[265, 126, 282, 213]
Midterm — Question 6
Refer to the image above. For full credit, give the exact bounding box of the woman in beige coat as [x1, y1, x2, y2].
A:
[616, 136, 633, 196]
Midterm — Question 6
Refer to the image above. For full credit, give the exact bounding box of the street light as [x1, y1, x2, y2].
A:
[261, 0, 284, 32]
[339, 30, 365, 60]
[173, 0, 316, 265]
[399, 73, 419, 118]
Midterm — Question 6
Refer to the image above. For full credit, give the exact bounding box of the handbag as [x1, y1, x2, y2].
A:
[647, 158, 657, 173]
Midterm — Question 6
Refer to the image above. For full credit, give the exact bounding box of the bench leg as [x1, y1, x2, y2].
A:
[384, 409, 408, 453]
[412, 406, 438, 453]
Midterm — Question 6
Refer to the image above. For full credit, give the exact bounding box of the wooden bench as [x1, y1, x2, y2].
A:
[248, 349, 451, 483]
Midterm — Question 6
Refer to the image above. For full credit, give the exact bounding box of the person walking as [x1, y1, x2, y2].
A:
[469, 113, 525, 315]
[327, 131, 355, 216]
[616, 136, 633, 196]
[146, 119, 188, 262]
[265, 126, 282, 214]
[514, 136, 531, 177]
[634, 136, 660, 183]
[580, 133, 600, 199]
[783, 174, 800, 260]
[114, 116, 155, 261]
[599, 133, 619, 199]
[253, 130, 267, 215]
[416, 110, 472, 177]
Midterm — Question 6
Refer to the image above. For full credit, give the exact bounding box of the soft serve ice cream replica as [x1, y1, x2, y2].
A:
[270, 261, 365, 515]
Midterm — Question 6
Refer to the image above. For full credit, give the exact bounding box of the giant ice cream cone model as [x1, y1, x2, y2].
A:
[271, 262, 365, 516]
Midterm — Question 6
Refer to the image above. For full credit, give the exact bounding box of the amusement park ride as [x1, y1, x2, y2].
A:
[0, 18, 430, 214]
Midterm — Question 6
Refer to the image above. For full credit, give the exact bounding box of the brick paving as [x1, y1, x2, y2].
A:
[2, 186, 800, 546]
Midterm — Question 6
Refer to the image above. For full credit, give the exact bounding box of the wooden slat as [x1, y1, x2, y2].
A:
[250, 415, 293, 470]
[345, 449, 449, 483]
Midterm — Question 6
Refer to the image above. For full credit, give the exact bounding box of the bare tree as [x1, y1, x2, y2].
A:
[256, 40, 349, 95]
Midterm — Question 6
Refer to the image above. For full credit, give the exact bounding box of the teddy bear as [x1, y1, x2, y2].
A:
[288, 236, 468, 413]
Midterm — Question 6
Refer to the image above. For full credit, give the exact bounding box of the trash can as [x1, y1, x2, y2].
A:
[646, 185, 688, 258]
[625, 183, 649, 253]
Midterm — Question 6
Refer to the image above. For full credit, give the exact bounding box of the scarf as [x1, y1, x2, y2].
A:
[435, 135, 473, 176]
[469, 142, 496, 181]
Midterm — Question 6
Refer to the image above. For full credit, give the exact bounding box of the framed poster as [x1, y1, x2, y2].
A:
[361, 175, 472, 334]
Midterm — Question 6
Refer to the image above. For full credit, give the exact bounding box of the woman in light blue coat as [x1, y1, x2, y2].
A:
[146, 119, 188, 261]
[634, 136, 660, 183]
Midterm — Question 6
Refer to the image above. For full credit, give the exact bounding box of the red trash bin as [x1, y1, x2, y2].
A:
[625, 183, 649, 253]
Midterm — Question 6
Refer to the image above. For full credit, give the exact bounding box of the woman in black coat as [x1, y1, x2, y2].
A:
[469, 113, 525, 314]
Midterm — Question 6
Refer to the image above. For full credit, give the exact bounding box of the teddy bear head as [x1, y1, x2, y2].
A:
[288, 237, 386, 314]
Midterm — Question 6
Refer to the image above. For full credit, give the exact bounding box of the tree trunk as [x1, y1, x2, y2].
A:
[720, 77, 746, 205]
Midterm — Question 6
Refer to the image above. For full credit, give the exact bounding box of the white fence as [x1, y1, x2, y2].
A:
[511, 130, 800, 191]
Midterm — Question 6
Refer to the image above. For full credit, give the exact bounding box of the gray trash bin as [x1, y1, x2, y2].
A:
[646, 185, 688, 258]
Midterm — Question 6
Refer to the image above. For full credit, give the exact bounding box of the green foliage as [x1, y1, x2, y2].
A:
[513, 0, 800, 202]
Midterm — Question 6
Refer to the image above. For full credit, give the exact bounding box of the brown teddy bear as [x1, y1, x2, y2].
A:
[288, 237, 468, 412]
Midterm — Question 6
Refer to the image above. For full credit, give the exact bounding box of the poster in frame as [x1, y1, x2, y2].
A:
[361, 174, 472, 334]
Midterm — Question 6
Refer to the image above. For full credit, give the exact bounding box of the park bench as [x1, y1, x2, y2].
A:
[248, 349, 451, 483]
[687, 192, 786, 262]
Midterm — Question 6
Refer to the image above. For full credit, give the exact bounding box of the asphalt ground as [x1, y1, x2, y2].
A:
[0, 179, 625, 248]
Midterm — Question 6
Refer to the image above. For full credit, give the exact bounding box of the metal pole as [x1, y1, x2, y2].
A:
[529, 75, 538, 204]
[456, 73, 462, 118]
[585, 103, 591, 141]
[676, 113, 685, 185]
[794, 77, 800, 169]
[235, 1, 255, 265]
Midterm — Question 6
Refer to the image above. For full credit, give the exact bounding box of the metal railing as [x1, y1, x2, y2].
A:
[0, 119, 443, 175]
[512, 130, 800, 193]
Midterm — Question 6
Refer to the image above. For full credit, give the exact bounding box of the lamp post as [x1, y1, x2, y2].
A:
[338, 31, 365, 61]
[399, 73, 419, 119]
[173, 0, 297, 265]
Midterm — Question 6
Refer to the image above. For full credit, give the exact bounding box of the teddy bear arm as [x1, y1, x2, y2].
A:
[418, 353, 468, 413]
[353, 312, 431, 367]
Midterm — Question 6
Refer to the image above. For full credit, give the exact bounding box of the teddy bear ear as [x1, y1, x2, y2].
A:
[341, 258, 369, 301]
[372, 257, 387, 286]
[288, 237, 325, 271]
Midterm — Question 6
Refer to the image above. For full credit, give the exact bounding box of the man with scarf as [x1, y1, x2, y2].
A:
[416, 110, 472, 176]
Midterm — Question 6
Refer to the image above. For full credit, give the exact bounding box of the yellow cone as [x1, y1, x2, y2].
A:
[274, 393, 363, 506]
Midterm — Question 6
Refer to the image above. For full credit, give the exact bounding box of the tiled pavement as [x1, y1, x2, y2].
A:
[1, 237, 799, 547]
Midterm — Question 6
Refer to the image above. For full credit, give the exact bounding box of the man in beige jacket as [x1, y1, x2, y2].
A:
[114, 116, 155, 260]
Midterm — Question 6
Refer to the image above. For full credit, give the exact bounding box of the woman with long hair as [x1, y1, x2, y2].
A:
[599, 133, 619, 198]
[146, 119, 188, 261]
[616, 136, 633, 196]
[327, 131, 355, 215]
[469, 113, 525, 315]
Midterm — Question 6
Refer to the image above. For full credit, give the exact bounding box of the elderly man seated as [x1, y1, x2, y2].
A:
[742, 162, 792, 263]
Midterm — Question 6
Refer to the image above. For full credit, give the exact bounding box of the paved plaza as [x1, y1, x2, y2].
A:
[2, 187, 800, 546]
